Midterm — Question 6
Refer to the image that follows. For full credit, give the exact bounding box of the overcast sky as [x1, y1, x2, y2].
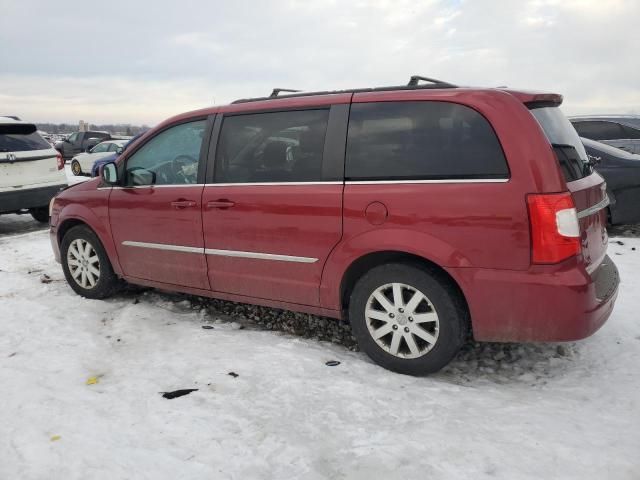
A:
[1, 0, 638, 125]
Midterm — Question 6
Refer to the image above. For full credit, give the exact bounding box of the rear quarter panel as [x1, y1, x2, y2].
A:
[321, 89, 565, 311]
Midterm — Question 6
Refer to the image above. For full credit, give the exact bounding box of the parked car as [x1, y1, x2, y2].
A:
[90, 132, 144, 177]
[49, 77, 619, 375]
[570, 115, 640, 154]
[1, 116, 67, 222]
[581, 136, 640, 225]
[70, 140, 128, 176]
[55, 131, 112, 161]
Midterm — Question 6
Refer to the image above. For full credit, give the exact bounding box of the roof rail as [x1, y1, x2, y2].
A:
[270, 88, 301, 97]
[407, 75, 457, 88]
[231, 75, 457, 104]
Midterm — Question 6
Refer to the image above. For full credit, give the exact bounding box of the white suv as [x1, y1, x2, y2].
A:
[0, 117, 67, 223]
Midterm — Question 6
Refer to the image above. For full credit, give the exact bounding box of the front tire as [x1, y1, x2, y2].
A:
[71, 159, 82, 176]
[349, 263, 468, 376]
[29, 207, 49, 223]
[61, 225, 120, 299]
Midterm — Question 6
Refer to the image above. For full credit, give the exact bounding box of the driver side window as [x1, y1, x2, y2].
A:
[125, 120, 205, 186]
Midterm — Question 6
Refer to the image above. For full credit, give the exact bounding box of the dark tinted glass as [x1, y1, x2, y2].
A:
[572, 121, 624, 140]
[0, 124, 51, 152]
[621, 124, 640, 139]
[215, 109, 329, 183]
[345, 102, 508, 180]
[531, 107, 591, 182]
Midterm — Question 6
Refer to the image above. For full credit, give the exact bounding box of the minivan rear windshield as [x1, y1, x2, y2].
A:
[530, 107, 592, 182]
[0, 124, 51, 152]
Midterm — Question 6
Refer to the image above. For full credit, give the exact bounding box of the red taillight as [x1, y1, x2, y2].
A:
[56, 152, 64, 170]
[527, 193, 581, 264]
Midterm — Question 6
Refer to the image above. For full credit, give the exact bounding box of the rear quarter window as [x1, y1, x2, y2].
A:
[345, 101, 509, 181]
[0, 124, 51, 152]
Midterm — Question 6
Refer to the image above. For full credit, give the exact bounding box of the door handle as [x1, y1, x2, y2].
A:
[207, 200, 235, 209]
[171, 200, 197, 209]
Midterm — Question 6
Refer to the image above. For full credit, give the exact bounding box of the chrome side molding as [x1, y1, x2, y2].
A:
[122, 241, 318, 263]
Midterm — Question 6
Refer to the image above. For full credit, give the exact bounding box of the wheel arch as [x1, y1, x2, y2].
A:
[56, 207, 123, 276]
[338, 250, 470, 322]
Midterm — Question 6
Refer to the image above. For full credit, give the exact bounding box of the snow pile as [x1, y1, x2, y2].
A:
[1, 220, 639, 479]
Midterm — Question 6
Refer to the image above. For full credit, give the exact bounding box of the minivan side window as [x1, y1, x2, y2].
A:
[125, 120, 205, 186]
[345, 102, 508, 181]
[215, 109, 329, 183]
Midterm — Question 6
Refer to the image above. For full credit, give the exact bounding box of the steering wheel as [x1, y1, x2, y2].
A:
[171, 155, 198, 183]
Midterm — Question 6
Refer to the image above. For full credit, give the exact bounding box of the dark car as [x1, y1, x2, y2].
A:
[49, 77, 619, 375]
[570, 116, 640, 154]
[582, 136, 640, 225]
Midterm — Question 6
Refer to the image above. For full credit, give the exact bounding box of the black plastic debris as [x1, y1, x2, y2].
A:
[228, 372, 239, 378]
[325, 360, 341, 367]
[202, 325, 214, 330]
[161, 389, 198, 399]
[40, 274, 52, 284]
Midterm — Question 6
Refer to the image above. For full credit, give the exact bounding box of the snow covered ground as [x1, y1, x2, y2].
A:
[1, 215, 639, 480]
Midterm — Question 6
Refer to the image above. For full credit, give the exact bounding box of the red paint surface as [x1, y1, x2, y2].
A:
[50, 87, 618, 342]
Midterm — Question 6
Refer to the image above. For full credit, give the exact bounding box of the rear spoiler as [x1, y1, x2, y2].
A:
[500, 90, 564, 109]
[525, 94, 564, 109]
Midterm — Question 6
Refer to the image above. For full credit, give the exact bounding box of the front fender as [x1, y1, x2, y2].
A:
[54, 190, 122, 276]
[319, 228, 472, 310]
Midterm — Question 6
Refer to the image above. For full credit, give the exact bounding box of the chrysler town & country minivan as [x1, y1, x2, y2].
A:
[49, 77, 619, 375]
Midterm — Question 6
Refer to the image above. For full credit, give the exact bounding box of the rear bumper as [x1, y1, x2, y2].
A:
[0, 184, 66, 213]
[450, 255, 619, 342]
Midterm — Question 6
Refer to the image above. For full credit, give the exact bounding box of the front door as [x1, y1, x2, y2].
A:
[202, 107, 347, 306]
[109, 118, 210, 290]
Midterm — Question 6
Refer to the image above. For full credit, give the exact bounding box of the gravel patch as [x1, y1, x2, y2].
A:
[608, 223, 640, 238]
[132, 289, 581, 383]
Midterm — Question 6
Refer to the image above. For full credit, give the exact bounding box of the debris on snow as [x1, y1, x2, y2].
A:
[161, 389, 198, 399]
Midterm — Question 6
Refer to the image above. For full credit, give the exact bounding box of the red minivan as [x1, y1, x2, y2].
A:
[49, 77, 619, 375]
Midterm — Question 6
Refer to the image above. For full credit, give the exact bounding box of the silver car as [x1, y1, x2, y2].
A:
[570, 115, 640, 154]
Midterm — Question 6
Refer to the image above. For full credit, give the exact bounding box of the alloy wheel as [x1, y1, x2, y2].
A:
[365, 282, 440, 359]
[67, 238, 100, 289]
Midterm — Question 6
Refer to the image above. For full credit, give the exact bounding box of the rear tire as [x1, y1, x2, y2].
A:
[61, 225, 120, 299]
[29, 207, 49, 223]
[71, 160, 82, 176]
[348, 263, 468, 376]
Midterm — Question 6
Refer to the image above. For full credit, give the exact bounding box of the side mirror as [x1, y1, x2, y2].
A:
[101, 162, 119, 185]
[129, 168, 156, 186]
[116, 146, 124, 155]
